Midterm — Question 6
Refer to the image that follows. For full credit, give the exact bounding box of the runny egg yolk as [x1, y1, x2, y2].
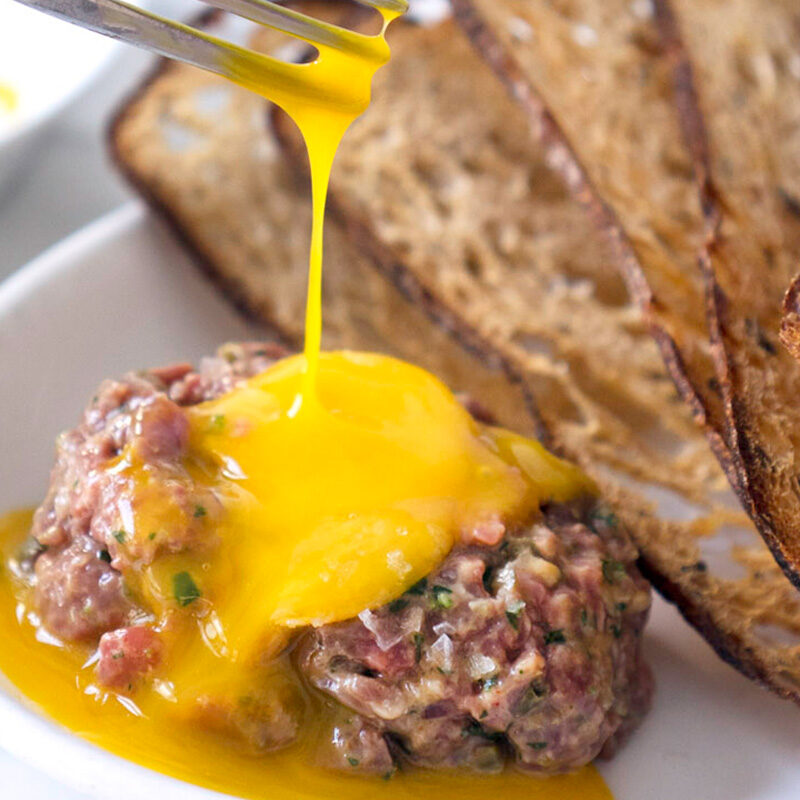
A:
[117, 351, 591, 703]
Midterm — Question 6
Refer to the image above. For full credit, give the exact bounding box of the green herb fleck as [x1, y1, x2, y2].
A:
[173, 571, 201, 606]
[591, 509, 618, 529]
[580, 608, 589, 626]
[98, 549, 112, 564]
[479, 710, 488, 719]
[406, 578, 427, 596]
[610, 624, 622, 639]
[616, 601, 628, 612]
[482, 566, 494, 594]
[209, 414, 226, 432]
[463, 720, 504, 742]
[193, 505, 207, 519]
[112, 530, 127, 544]
[347, 756, 360, 767]
[412, 632, 424, 663]
[432, 585, 454, 609]
[388, 598, 409, 613]
[112, 651, 124, 661]
[544, 629, 566, 645]
[505, 599, 525, 630]
[382, 767, 397, 781]
[601, 559, 626, 583]
[148, 532, 157, 541]
[514, 680, 547, 714]
[528, 741, 547, 750]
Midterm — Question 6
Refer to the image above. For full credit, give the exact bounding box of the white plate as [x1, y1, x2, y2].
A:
[0, 3, 118, 195]
[1, 203, 800, 799]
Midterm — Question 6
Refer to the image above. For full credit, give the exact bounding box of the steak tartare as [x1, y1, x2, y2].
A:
[11, 343, 653, 775]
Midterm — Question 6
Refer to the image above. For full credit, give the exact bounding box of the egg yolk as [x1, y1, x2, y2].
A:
[110, 351, 591, 704]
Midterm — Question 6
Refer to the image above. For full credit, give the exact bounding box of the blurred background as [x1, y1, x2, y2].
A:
[0, 0, 200, 280]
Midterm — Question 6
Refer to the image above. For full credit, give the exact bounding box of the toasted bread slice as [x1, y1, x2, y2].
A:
[445, 0, 800, 695]
[111, 7, 800, 704]
[653, 0, 800, 589]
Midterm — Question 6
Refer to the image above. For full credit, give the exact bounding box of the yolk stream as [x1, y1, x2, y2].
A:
[219, 8, 401, 398]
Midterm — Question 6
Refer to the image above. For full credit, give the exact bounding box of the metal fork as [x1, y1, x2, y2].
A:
[12, 0, 408, 103]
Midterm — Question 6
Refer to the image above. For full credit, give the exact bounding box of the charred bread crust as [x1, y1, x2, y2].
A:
[652, 0, 800, 592]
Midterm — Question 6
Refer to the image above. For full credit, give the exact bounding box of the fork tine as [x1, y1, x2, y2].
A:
[11, 0, 331, 98]
[200, 0, 381, 58]
[13, 0, 233, 73]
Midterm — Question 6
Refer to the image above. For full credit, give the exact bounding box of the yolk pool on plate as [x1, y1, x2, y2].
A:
[0, 509, 611, 800]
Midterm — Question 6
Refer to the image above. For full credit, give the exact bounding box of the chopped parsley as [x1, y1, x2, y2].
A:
[544, 629, 566, 645]
[515, 680, 547, 714]
[208, 414, 226, 432]
[601, 559, 626, 583]
[505, 599, 525, 630]
[412, 632, 424, 663]
[173, 571, 201, 606]
[388, 598, 409, 613]
[347, 756, 360, 767]
[431, 585, 454, 609]
[529, 741, 547, 750]
[148, 532, 157, 541]
[193, 504, 207, 519]
[610, 624, 622, 639]
[111, 651, 125, 661]
[112, 530, 127, 544]
[591, 509, 618, 529]
[98, 549, 112, 564]
[482, 566, 494, 594]
[406, 577, 427, 596]
[616, 601, 628, 612]
[462, 720, 504, 742]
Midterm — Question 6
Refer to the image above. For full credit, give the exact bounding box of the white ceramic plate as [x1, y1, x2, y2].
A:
[1, 203, 800, 800]
[0, 3, 118, 195]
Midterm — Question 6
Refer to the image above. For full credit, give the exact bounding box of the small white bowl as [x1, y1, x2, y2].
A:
[0, 3, 118, 196]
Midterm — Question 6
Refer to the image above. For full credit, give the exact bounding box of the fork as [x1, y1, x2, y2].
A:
[11, 0, 408, 107]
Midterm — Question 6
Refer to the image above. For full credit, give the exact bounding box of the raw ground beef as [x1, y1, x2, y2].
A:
[13, 342, 653, 774]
